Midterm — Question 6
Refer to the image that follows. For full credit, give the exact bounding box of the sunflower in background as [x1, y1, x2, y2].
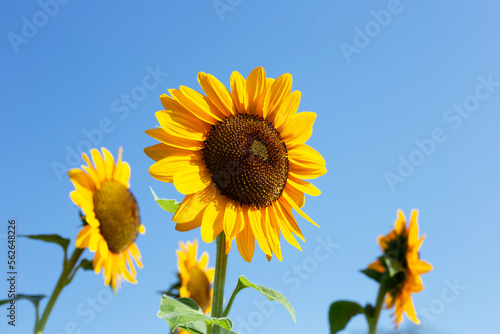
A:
[68, 147, 146, 290]
[145, 66, 326, 262]
[367, 210, 433, 327]
[177, 240, 214, 313]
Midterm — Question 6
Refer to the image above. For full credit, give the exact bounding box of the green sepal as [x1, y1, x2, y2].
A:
[223, 276, 295, 323]
[360, 268, 384, 283]
[150, 187, 181, 213]
[328, 301, 365, 334]
[157, 295, 236, 333]
[382, 256, 404, 277]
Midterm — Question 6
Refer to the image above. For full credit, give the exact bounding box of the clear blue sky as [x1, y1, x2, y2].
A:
[1, 1, 499, 333]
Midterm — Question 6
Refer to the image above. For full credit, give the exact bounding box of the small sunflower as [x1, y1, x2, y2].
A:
[368, 210, 433, 328]
[145, 67, 326, 261]
[68, 147, 145, 290]
[177, 240, 214, 314]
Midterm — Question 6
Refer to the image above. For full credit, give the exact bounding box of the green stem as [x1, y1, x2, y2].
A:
[211, 234, 228, 332]
[34, 247, 84, 334]
[367, 280, 388, 334]
[222, 284, 243, 318]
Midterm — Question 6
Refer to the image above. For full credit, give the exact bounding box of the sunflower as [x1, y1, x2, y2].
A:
[177, 240, 215, 314]
[68, 147, 145, 290]
[145, 67, 326, 261]
[367, 210, 433, 328]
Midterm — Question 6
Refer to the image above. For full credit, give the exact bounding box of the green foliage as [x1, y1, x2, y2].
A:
[360, 268, 383, 283]
[223, 276, 295, 323]
[0, 294, 46, 318]
[79, 259, 94, 271]
[21, 234, 70, 253]
[150, 187, 181, 213]
[157, 295, 238, 334]
[328, 301, 365, 334]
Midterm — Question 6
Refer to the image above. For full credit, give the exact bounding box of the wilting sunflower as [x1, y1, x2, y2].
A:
[177, 240, 214, 314]
[145, 67, 326, 261]
[367, 210, 433, 328]
[68, 147, 145, 290]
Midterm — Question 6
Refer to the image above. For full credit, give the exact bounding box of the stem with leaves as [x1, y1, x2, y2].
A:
[34, 247, 84, 334]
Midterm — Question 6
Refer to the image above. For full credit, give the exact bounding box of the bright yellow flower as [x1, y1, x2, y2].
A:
[368, 210, 433, 328]
[68, 147, 145, 290]
[145, 67, 326, 261]
[177, 240, 215, 314]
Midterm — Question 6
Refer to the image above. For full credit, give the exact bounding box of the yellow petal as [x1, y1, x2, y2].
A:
[286, 175, 321, 196]
[68, 168, 95, 191]
[272, 203, 302, 251]
[282, 191, 319, 227]
[198, 72, 234, 117]
[155, 110, 208, 141]
[114, 160, 131, 187]
[277, 198, 305, 241]
[173, 162, 212, 195]
[263, 73, 292, 119]
[280, 112, 316, 147]
[145, 128, 204, 151]
[245, 67, 266, 115]
[173, 183, 217, 223]
[148, 151, 202, 183]
[200, 195, 225, 243]
[91, 149, 106, 183]
[223, 200, 239, 242]
[230, 71, 246, 113]
[395, 210, 406, 234]
[283, 182, 305, 208]
[236, 209, 256, 262]
[408, 209, 419, 246]
[101, 147, 115, 181]
[161, 92, 219, 125]
[75, 225, 93, 249]
[274, 90, 301, 130]
[403, 297, 420, 324]
[247, 207, 272, 256]
[173, 86, 226, 122]
[288, 144, 326, 166]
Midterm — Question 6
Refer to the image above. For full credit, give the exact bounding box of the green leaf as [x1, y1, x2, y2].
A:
[157, 295, 234, 333]
[360, 268, 384, 283]
[0, 294, 46, 309]
[224, 276, 295, 323]
[21, 234, 70, 252]
[328, 301, 365, 334]
[79, 259, 94, 271]
[150, 187, 181, 213]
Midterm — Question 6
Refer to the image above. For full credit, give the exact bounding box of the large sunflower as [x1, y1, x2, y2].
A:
[69, 147, 145, 290]
[177, 240, 214, 314]
[145, 67, 326, 261]
[368, 210, 433, 328]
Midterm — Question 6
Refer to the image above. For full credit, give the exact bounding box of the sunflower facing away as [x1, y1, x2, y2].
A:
[367, 210, 433, 328]
[177, 240, 214, 314]
[69, 147, 145, 290]
[144, 66, 326, 261]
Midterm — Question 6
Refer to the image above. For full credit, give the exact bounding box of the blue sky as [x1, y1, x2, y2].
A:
[1, 1, 499, 333]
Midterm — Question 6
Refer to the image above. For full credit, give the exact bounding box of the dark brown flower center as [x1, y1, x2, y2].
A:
[93, 180, 140, 253]
[202, 114, 289, 208]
